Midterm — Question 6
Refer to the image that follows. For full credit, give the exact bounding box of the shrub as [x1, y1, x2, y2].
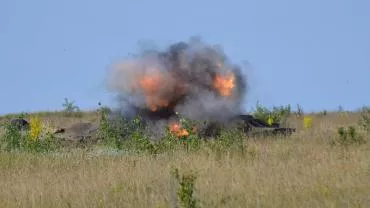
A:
[253, 102, 291, 126]
[359, 106, 370, 132]
[97, 108, 155, 152]
[25, 116, 59, 153]
[29, 116, 42, 141]
[0, 115, 59, 153]
[0, 120, 25, 151]
[335, 126, 365, 146]
[97, 108, 121, 148]
[171, 168, 200, 208]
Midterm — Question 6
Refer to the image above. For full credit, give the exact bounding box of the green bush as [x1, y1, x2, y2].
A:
[0, 121, 25, 151]
[97, 108, 122, 149]
[335, 126, 365, 146]
[171, 168, 200, 208]
[97, 108, 158, 153]
[95, 109, 253, 156]
[253, 102, 291, 126]
[0, 118, 59, 153]
[97, 109, 208, 154]
[23, 132, 60, 153]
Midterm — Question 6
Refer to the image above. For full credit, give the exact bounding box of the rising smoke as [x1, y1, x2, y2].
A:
[106, 37, 248, 124]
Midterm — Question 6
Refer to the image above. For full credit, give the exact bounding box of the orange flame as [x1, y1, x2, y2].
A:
[213, 72, 235, 97]
[132, 69, 170, 112]
[169, 121, 189, 137]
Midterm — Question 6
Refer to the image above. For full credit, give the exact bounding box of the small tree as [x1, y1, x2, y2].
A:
[62, 98, 81, 117]
[62, 98, 79, 112]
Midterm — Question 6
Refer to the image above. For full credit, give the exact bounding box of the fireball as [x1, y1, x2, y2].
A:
[129, 68, 172, 112]
[169, 121, 189, 137]
[213, 72, 235, 97]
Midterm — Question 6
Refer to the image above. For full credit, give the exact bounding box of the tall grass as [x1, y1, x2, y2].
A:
[0, 108, 369, 207]
[0, 133, 369, 207]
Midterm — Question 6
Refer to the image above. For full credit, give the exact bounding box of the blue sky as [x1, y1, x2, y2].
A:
[1, 0, 369, 115]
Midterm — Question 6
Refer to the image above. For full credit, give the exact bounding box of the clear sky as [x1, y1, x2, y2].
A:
[1, 0, 369, 115]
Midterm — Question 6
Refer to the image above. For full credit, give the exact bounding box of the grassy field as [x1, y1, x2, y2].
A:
[0, 110, 369, 207]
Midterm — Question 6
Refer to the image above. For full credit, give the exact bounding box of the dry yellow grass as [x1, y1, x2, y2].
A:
[0, 112, 369, 207]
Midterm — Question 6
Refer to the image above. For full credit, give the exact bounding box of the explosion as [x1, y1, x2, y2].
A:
[169, 121, 189, 138]
[213, 72, 236, 97]
[136, 69, 169, 111]
[107, 37, 247, 137]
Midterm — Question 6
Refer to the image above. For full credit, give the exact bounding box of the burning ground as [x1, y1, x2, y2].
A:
[106, 38, 248, 138]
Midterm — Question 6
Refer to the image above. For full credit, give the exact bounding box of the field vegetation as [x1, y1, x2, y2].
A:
[0, 102, 369, 208]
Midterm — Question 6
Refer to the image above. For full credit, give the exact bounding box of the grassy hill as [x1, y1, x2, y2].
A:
[0, 108, 369, 207]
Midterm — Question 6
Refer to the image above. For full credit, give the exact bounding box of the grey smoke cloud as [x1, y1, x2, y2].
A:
[106, 37, 248, 122]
